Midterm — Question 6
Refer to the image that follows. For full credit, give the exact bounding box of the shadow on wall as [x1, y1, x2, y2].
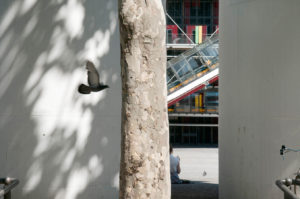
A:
[0, 0, 121, 198]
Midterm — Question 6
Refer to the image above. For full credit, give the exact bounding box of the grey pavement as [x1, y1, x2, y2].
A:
[171, 148, 219, 199]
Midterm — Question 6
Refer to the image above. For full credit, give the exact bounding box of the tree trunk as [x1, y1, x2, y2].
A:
[118, 0, 170, 198]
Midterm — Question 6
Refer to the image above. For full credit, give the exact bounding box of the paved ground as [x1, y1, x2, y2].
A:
[171, 147, 218, 199]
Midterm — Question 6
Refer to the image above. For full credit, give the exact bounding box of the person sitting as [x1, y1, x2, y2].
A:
[169, 144, 182, 184]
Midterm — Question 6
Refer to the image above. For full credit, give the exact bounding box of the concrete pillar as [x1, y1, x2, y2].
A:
[220, 0, 300, 198]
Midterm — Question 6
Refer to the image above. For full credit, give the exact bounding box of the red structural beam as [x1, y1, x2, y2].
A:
[168, 75, 219, 107]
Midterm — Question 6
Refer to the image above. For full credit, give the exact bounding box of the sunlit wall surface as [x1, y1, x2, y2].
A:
[220, 0, 300, 198]
[0, 0, 120, 198]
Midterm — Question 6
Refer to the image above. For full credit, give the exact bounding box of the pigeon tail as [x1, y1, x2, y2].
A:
[89, 84, 109, 92]
[98, 84, 109, 91]
[78, 84, 91, 94]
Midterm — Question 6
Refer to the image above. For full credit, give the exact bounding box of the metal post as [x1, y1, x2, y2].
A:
[276, 179, 300, 199]
[0, 178, 19, 199]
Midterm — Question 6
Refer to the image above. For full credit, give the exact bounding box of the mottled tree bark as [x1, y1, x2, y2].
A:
[118, 0, 170, 198]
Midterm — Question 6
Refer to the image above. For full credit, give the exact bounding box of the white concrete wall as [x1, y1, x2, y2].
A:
[220, 0, 300, 198]
[0, 0, 121, 198]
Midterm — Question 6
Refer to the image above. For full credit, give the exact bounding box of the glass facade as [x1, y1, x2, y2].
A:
[167, 0, 219, 45]
[167, 0, 218, 32]
[169, 117, 218, 145]
[168, 88, 218, 114]
[167, 36, 219, 93]
[166, 0, 219, 146]
[167, 0, 183, 27]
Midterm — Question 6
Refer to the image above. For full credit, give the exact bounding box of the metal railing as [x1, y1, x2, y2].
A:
[276, 179, 300, 199]
[276, 146, 300, 199]
[280, 145, 300, 157]
[0, 178, 19, 199]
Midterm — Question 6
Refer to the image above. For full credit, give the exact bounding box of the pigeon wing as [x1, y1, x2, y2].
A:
[86, 61, 100, 87]
[78, 84, 91, 94]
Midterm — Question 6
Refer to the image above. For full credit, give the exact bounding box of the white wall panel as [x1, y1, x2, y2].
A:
[0, 1, 121, 198]
[220, 0, 300, 198]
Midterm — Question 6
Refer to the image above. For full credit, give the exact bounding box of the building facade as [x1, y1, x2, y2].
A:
[166, 0, 219, 146]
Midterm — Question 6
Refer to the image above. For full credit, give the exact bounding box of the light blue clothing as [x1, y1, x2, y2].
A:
[171, 172, 182, 184]
[170, 154, 182, 184]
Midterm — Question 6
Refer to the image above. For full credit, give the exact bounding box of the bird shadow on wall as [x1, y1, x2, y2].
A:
[0, 0, 121, 198]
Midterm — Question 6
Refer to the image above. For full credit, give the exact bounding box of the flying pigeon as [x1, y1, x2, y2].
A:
[78, 61, 109, 94]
